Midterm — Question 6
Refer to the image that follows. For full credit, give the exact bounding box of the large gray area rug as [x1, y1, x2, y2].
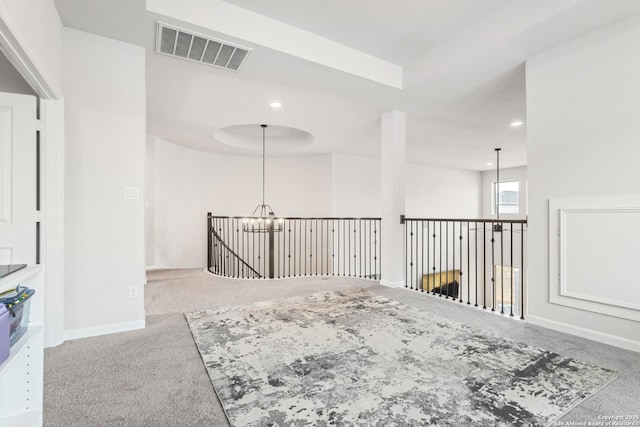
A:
[185, 289, 617, 426]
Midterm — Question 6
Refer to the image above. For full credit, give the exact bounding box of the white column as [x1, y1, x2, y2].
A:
[380, 111, 406, 287]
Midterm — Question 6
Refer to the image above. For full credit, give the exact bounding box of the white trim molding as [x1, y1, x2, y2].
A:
[0, 2, 61, 99]
[42, 98, 66, 348]
[380, 279, 404, 288]
[549, 195, 640, 322]
[64, 320, 146, 341]
[526, 315, 640, 354]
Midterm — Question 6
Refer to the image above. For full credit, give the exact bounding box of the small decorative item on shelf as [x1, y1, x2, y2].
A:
[0, 286, 35, 347]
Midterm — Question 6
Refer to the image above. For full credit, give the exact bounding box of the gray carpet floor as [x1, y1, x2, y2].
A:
[43, 269, 640, 426]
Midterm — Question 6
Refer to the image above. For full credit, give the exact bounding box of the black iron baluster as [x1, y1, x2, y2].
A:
[500, 220, 504, 314]
[307, 219, 310, 276]
[359, 219, 362, 277]
[483, 222, 487, 309]
[445, 221, 449, 299]
[451, 221, 455, 299]
[432, 223, 436, 294]
[309, 220, 313, 276]
[223, 219, 227, 276]
[217, 220, 222, 276]
[348, 219, 352, 277]
[353, 221, 357, 277]
[325, 219, 329, 275]
[232, 218, 236, 276]
[407, 221, 412, 288]
[374, 220, 378, 280]
[467, 221, 471, 305]
[320, 219, 323, 275]
[439, 221, 443, 297]
[344, 219, 348, 276]
[364, 220, 371, 277]
[259, 220, 263, 277]
[293, 220, 297, 276]
[331, 220, 335, 276]
[287, 220, 292, 277]
[221, 228, 225, 276]
[426, 221, 430, 293]
[224, 219, 228, 277]
[368, 219, 371, 278]
[510, 224, 514, 317]
[213, 216, 216, 274]
[459, 222, 464, 303]
[219, 222, 223, 275]
[218, 220, 224, 276]
[521, 222, 525, 320]
[345, 219, 353, 277]
[420, 220, 424, 292]
[415, 220, 419, 291]
[230, 219, 234, 276]
[337, 219, 341, 276]
[491, 221, 495, 312]
[207, 214, 212, 273]
[329, 218, 332, 275]
[302, 219, 306, 276]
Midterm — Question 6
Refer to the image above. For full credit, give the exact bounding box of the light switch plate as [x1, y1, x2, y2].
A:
[124, 187, 140, 200]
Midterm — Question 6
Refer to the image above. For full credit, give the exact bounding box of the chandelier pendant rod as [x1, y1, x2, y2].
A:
[495, 147, 501, 222]
[262, 124, 266, 207]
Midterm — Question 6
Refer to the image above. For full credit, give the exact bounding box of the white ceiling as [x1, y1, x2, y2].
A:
[53, 0, 640, 171]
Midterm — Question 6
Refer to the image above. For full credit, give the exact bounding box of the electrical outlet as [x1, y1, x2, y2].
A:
[128, 285, 139, 299]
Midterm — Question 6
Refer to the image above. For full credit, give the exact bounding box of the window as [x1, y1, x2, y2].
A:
[492, 180, 519, 215]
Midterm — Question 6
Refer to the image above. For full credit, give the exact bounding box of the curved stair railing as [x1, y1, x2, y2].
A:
[207, 213, 381, 280]
[208, 219, 262, 278]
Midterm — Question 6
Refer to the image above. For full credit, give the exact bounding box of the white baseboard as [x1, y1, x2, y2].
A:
[145, 264, 165, 271]
[64, 320, 146, 341]
[379, 279, 404, 288]
[526, 315, 640, 353]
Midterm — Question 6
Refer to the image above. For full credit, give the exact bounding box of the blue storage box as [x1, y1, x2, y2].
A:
[0, 304, 9, 364]
[0, 286, 35, 347]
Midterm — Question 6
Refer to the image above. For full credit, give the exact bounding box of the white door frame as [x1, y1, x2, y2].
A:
[0, 7, 65, 347]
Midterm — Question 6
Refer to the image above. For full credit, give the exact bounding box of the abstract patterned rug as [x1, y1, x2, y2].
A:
[185, 289, 617, 426]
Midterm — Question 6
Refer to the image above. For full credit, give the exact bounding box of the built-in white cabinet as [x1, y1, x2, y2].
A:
[0, 265, 44, 427]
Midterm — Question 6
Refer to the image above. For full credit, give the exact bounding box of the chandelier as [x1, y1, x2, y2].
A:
[243, 124, 284, 233]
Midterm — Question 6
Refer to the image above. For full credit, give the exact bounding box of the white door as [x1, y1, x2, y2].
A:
[0, 92, 37, 265]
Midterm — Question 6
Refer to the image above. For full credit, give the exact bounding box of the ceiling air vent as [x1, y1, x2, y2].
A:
[156, 22, 252, 72]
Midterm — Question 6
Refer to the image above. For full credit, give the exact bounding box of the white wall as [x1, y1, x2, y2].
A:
[526, 14, 640, 348]
[331, 154, 381, 217]
[0, 0, 63, 97]
[481, 166, 527, 219]
[152, 142, 483, 269]
[406, 163, 481, 218]
[63, 28, 146, 337]
[331, 154, 481, 219]
[153, 137, 332, 268]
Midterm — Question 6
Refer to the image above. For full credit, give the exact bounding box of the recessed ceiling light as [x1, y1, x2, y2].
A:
[270, 102, 282, 108]
[510, 120, 524, 127]
[486, 162, 494, 166]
